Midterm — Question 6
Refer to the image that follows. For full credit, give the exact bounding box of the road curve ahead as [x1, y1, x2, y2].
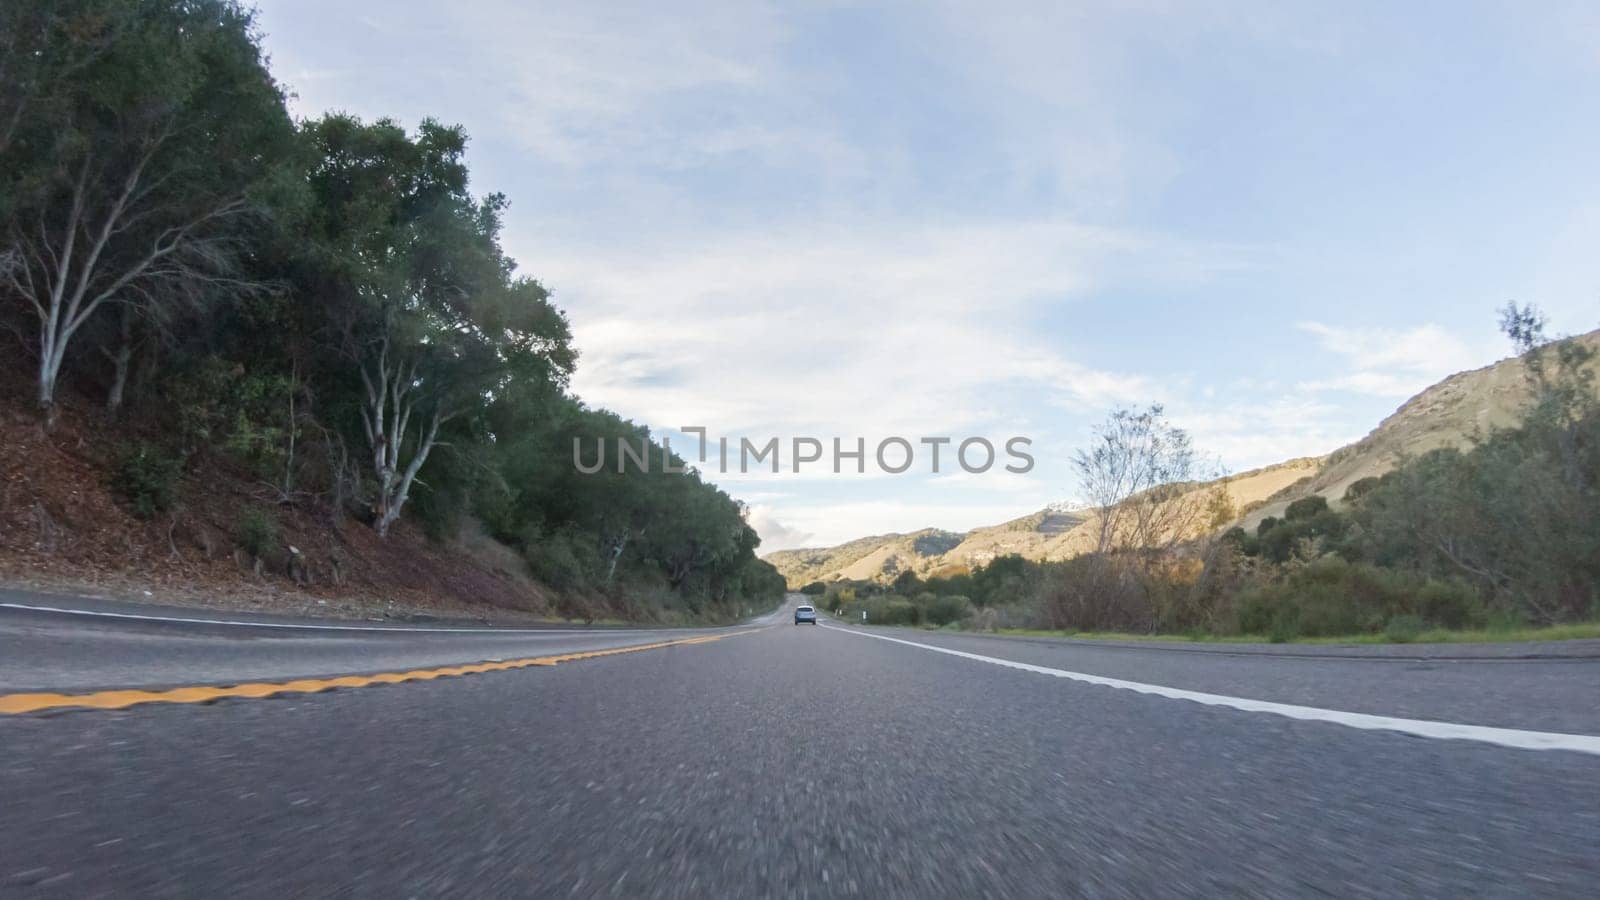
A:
[3, 596, 1598, 897]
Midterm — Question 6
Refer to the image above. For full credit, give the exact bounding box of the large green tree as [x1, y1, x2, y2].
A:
[0, 3, 784, 621]
[301, 115, 574, 536]
[1, 0, 293, 426]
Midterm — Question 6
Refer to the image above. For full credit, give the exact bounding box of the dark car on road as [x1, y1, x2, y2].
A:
[794, 605, 818, 625]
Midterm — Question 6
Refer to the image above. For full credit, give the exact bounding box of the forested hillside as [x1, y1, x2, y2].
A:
[0, 0, 784, 622]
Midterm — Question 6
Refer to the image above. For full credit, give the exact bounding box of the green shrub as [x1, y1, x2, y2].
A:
[822, 584, 856, 614]
[1343, 477, 1382, 503]
[920, 593, 973, 626]
[236, 508, 279, 558]
[1231, 558, 1485, 638]
[113, 443, 182, 518]
[1384, 614, 1425, 643]
[1414, 580, 1486, 630]
[1347, 398, 1600, 624]
[881, 598, 919, 625]
[162, 357, 293, 473]
[1285, 495, 1329, 521]
[861, 595, 920, 625]
[524, 528, 601, 592]
[1268, 610, 1300, 643]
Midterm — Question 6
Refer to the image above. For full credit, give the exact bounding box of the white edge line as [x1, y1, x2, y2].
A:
[823, 624, 1600, 756]
[0, 602, 674, 636]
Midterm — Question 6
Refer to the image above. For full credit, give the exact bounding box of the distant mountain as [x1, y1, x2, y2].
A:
[763, 328, 1600, 587]
[765, 457, 1323, 585]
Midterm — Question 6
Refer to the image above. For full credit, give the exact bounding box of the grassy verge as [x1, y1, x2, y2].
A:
[982, 622, 1600, 645]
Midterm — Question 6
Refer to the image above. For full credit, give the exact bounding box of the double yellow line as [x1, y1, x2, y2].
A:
[0, 628, 761, 715]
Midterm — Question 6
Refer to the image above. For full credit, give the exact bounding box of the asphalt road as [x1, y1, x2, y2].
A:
[0, 591, 783, 692]
[2, 595, 1598, 897]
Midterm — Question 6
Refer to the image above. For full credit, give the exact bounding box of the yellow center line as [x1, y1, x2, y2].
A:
[0, 628, 766, 715]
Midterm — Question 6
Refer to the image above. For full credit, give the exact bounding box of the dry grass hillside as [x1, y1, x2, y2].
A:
[765, 457, 1324, 586]
[765, 328, 1600, 587]
[1237, 329, 1600, 531]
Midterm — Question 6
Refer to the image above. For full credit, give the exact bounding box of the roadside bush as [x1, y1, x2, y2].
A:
[1267, 609, 1300, 643]
[1349, 411, 1600, 624]
[967, 604, 1036, 632]
[162, 357, 292, 472]
[862, 595, 920, 626]
[1035, 554, 1167, 632]
[1413, 579, 1486, 630]
[919, 592, 973, 626]
[883, 598, 919, 625]
[1232, 558, 1485, 638]
[973, 555, 1048, 608]
[113, 443, 183, 519]
[524, 527, 602, 592]
[236, 508, 279, 558]
[1383, 614, 1425, 643]
[822, 584, 856, 613]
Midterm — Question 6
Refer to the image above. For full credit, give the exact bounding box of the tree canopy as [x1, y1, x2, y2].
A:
[0, 0, 783, 622]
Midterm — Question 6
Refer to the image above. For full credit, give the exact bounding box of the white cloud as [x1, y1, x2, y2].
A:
[928, 469, 1047, 494]
[269, 1, 800, 167]
[536, 218, 1242, 443]
[445, 1, 799, 169]
[523, 216, 1253, 547]
[745, 504, 812, 552]
[1172, 397, 1355, 471]
[1295, 321, 1479, 398]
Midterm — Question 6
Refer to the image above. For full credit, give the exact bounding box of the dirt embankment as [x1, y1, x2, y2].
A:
[0, 376, 557, 624]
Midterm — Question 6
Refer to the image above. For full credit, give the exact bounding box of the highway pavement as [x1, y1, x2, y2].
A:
[0, 590, 786, 692]
[2, 593, 1598, 897]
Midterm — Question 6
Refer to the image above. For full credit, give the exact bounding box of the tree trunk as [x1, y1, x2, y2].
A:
[374, 410, 441, 538]
[359, 342, 446, 539]
[36, 352, 58, 431]
[105, 307, 133, 414]
[605, 532, 629, 583]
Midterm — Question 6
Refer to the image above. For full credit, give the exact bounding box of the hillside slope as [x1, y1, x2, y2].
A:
[766, 328, 1600, 587]
[0, 376, 562, 623]
[765, 456, 1323, 585]
[1237, 329, 1600, 530]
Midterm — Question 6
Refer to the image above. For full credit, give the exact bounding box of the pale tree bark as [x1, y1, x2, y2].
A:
[605, 531, 628, 583]
[103, 303, 133, 413]
[279, 360, 299, 498]
[604, 525, 648, 584]
[358, 336, 453, 538]
[3, 138, 249, 429]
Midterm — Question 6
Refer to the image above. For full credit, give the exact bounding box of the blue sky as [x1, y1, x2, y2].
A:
[257, 1, 1600, 550]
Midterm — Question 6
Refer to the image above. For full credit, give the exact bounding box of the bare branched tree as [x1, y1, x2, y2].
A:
[1075, 404, 1221, 557]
